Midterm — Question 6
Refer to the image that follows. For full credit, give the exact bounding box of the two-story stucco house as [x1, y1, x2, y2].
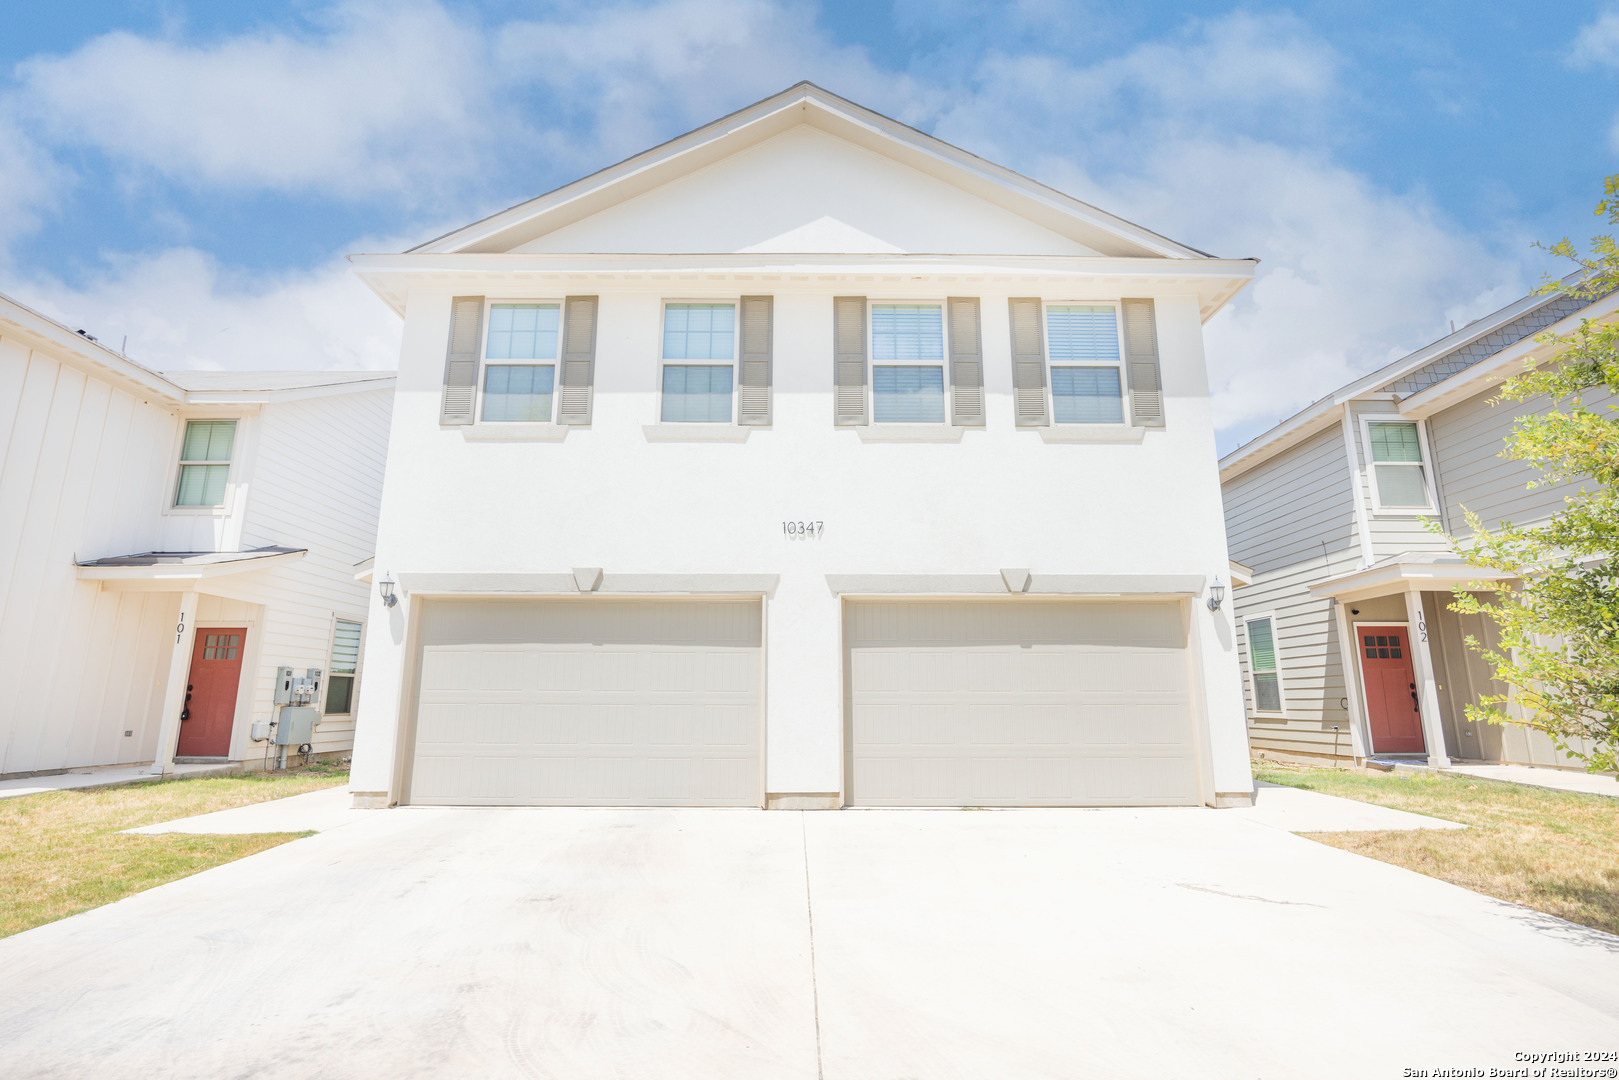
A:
[1222, 279, 1615, 770]
[0, 292, 394, 778]
[346, 83, 1257, 810]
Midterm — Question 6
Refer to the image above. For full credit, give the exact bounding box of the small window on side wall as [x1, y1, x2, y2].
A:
[323, 619, 362, 714]
[482, 303, 560, 422]
[1245, 616, 1283, 714]
[174, 420, 237, 507]
[1366, 420, 1433, 510]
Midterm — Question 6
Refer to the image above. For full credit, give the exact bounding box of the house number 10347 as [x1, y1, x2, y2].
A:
[783, 521, 824, 540]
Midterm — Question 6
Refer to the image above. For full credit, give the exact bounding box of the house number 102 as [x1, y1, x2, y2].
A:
[783, 521, 824, 540]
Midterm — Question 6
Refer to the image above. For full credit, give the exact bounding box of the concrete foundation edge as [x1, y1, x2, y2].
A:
[1213, 791, 1255, 808]
[766, 793, 842, 810]
[351, 791, 392, 809]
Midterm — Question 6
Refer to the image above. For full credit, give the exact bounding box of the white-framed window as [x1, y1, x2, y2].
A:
[1362, 418, 1436, 513]
[1045, 302, 1127, 424]
[660, 301, 736, 422]
[173, 419, 237, 507]
[1244, 614, 1285, 715]
[323, 618, 363, 715]
[870, 301, 947, 423]
[480, 301, 561, 423]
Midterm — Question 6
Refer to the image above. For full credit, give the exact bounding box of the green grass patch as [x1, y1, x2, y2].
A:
[1256, 760, 1619, 936]
[0, 765, 348, 938]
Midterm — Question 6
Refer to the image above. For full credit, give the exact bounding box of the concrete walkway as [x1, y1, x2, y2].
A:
[0, 761, 239, 800]
[1228, 780, 1466, 832]
[1448, 762, 1619, 798]
[123, 785, 363, 835]
[1, 806, 1614, 1079]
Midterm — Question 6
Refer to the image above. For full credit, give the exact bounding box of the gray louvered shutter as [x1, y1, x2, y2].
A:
[833, 296, 867, 426]
[1008, 297, 1048, 427]
[556, 295, 598, 425]
[439, 296, 484, 425]
[738, 295, 772, 426]
[947, 297, 985, 427]
[1122, 298, 1164, 427]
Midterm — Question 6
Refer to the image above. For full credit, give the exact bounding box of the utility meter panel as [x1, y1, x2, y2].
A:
[273, 667, 324, 707]
[274, 707, 320, 746]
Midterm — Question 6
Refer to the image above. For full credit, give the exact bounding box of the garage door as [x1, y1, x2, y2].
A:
[845, 600, 1200, 806]
[407, 599, 761, 806]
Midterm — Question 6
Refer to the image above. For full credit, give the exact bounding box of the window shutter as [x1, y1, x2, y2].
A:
[947, 297, 985, 427]
[1122, 298, 1164, 428]
[834, 296, 868, 426]
[557, 295, 598, 425]
[1008, 297, 1048, 427]
[439, 296, 484, 425]
[738, 295, 773, 426]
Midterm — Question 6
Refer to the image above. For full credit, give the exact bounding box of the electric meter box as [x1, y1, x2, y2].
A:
[273, 667, 324, 706]
[274, 707, 320, 746]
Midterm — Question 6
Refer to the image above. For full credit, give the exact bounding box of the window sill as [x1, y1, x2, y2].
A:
[642, 424, 752, 442]
[162, 505, 233, 518]
[1037, 425, 1145, 443]
[854, 425, 965, 443]
[461, 424, 570, 442]
[1369, 507, 1437, 518]
[1249, 714, 1290, 724]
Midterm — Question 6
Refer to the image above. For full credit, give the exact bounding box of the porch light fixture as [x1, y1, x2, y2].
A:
[1206, 577, 1226, 612]
[378, 571, 398, 608]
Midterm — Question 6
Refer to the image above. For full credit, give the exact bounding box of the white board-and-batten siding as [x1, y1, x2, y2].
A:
[0, 317, 393, 775]
[0, 332, 185, 774]
[1428, 382, 1613, 537]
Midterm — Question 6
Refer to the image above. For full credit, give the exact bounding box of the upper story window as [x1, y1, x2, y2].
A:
[871, 303, 946, 423]
[1244, 615, 1284, 714]
[324, 619, 362, 715]
[1046, 304, 1125, 424]
[482, 302, 560, 422]
[661, 302, 736, 422]
[1365, 420, 1434, 511]
[174, 420, 236, 507]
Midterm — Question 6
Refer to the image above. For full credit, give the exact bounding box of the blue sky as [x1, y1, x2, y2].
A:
[3, 1, 1617, 451]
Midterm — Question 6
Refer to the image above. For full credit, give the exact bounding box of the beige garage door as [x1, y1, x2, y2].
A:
[845, 600, 1200, 806]
[407, 599, 761, 806]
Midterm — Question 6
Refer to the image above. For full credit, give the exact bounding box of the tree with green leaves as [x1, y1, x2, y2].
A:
[1443, 179, 1619, 773]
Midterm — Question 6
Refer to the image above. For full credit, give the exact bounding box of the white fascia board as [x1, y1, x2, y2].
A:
[182, 377, 397, 406]
[0, 295, 183, 404]
[1219, 274, 1603, 482]
[348, 252, 1256, 320]
[77, 549, 306, 584]
[1308, 561, 1511, 604]
[1398, 288, 1619, 420]
[409, 82, 1212, 261]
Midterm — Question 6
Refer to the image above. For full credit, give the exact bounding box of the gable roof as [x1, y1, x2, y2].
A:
[411, 82, 1213, 261]
[1218, 275, 1618, 483]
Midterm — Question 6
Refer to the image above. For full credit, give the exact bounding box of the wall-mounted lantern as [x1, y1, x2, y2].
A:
[1206, 577, 1226, 612]
[379, 571, 398, 608]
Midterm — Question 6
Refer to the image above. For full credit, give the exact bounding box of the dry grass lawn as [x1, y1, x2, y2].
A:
[0, 766, 347, 938]
[1256, 760, 1619, 936]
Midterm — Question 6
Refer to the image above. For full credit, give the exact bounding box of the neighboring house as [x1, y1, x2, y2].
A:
[1221, 280, 1615, 769]
[345, 83, 1257, 811]
[0, 292, 395, 777]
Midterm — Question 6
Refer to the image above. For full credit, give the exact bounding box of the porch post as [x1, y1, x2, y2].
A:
[1402, 589, 1450, 769]
[1331, 600, 1370, 762]
[150, 590, 201, 776]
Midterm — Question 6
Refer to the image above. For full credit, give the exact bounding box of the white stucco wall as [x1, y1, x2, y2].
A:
[350, 283, 1251, 801]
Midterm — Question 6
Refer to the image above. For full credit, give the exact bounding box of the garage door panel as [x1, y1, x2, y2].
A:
[846, 601, 1200, 807]
[409, 600, 761, 806]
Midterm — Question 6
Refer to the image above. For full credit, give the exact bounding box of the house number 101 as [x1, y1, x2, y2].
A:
[783, 521, 824, 540]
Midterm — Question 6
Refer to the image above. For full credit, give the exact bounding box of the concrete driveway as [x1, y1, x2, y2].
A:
[1, 807, 1616, 1079]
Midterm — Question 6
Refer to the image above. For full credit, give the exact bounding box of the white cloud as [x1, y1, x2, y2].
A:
[1569, 10, 1619, 68]
[0, 118, 71, 255]
[14, 2, 496, 199]
[3, 247, 402, 373]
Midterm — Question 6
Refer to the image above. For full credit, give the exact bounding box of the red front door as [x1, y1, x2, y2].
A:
[176, 628, 246, 758]
[1359, 624, 1425, 754]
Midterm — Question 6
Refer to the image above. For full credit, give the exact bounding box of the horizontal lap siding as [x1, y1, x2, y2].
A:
[234, 389, 392, 759]
[1430, 382, 1612, 536]
[1223, 427, 1357, 575]
[0, 336, 182, 775]
[1233, 550, 1359, 762]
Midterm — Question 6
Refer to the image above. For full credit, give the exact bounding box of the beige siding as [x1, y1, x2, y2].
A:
[0, 333, 184, 775]
[1429, 382, 1611, 536]
[1232, 550, 1359, 763]
[1222, 426, 1357, 575]
[1346, 400, 1451, 562]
